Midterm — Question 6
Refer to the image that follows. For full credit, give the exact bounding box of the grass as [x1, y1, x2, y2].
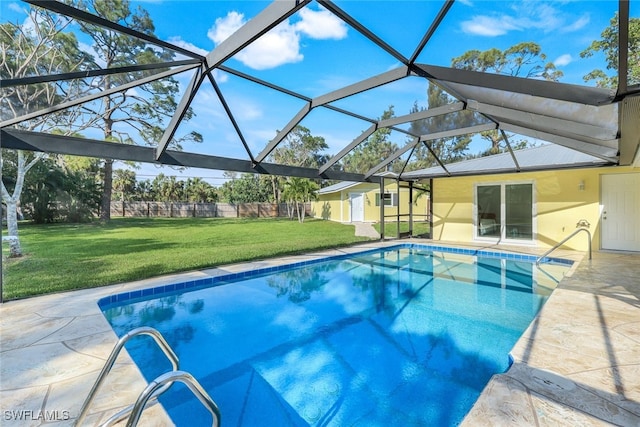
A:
[373, 221, 431, 238]
[2, 217, 371, 300]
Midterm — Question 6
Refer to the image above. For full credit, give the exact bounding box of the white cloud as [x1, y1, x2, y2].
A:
[206, 6, 347, 70]
[207, 11, 245, 45]
[239, 22, 303, 70]
[168, 36, 209, 57]
[461, 15, 519, 37]
[221, 96, 263, 121]
[461, 4, 588, 37]
[562, 14, 590, 33]
[8, 3, 23, 13]
[207, 11, 302, 70]
[553, 54, 572, 67]
[294, 6, 347, 40]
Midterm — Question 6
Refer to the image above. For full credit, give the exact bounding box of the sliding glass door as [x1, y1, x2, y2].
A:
[476, 182, 534, 242]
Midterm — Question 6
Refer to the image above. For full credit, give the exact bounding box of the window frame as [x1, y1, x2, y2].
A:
[473, 180, 536, 244]
[375, 191, 398, 207]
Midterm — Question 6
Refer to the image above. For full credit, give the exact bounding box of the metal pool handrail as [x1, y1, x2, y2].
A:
[126, 370, 221, 427]
[536, 228, 592, 265]
[76, 326, 179, 426]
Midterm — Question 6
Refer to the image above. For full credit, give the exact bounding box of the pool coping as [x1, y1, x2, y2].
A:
[1, 240, 638, 426]
[98, 242, 573, 310]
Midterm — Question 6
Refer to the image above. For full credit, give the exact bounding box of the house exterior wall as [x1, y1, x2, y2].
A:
[312, 181, 429, 223]
[430, 166, 638, 251]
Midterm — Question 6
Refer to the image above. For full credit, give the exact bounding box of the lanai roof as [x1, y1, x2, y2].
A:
[1, 1, 639, 182]
[402, 143, 611, 180]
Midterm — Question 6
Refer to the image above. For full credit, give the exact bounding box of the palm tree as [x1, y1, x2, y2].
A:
[112, 169, 136, 202]
[282, 178, 319, 223]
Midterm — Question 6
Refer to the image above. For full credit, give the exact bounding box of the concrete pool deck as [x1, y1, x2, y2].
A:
[0, 240, 638, 426]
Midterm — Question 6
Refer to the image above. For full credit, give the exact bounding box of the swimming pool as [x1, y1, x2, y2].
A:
[100, 244, 572, 426]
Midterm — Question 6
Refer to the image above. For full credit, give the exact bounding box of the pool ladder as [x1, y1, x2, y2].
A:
[75, 326, 220, 427]
[536, 226, 592, 265]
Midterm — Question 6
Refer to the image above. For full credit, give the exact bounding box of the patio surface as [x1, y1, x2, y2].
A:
[0, 240, 638, 426]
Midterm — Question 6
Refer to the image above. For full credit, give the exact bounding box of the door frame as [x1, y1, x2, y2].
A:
[601, 173, 640, 251]
[349, 192, 365, 222]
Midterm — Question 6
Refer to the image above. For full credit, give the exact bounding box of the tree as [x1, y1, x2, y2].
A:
[112, 169, 137, 202]
[270, 125, 329, 168]
[451, 42, 562, 80]
[156, 175, 184, 202]
[219, 174, 272, 204]
[282, 178, 319, 223]
[342, 106, 398, 174]
[450, 42, 562, 155]
[184, 178, 218, 203]
[268, 125, 328, 202]
[406, 88, 475, 171]
[67, 0, 202, 221]
[0, 7, 91, 256]
[11, 154, 100, 224]
[581, 13, 640, 88]
[134, 179, 155, 201]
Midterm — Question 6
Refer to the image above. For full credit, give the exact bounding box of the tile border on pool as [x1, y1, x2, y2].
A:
[98, 243, 573, 310]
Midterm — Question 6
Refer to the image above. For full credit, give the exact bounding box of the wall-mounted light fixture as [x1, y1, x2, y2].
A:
[578, 180, 585, 191]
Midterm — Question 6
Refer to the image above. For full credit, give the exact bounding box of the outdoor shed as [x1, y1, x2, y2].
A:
[312, 177, 429, 224]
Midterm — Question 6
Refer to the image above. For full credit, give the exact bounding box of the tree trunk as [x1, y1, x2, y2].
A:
[4, 200, 22, 257]
[297, 201, 304, 223]
[1, 150, 44, 257]
[287, 202, 294, 220]
[100, 158, 113, 221]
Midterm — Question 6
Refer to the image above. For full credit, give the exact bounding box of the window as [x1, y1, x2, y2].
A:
[375, 192, 398, 207]
[476, 183, 533, 241]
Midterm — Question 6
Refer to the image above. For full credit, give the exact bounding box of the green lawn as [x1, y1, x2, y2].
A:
[2, 217, 371, 300]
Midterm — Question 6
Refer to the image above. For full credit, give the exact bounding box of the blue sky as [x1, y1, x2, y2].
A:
[2, 0, 627, 184]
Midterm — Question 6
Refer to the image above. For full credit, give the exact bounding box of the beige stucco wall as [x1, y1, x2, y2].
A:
[311, 181, 429, 223]
[429, 166, 638, 251]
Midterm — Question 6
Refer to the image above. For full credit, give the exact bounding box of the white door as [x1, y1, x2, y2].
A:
[601, 173, 640, 251]
[350, 193, 364, 222]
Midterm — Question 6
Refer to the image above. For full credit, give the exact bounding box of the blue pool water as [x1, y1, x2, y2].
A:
[100, 245, 571, 426]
